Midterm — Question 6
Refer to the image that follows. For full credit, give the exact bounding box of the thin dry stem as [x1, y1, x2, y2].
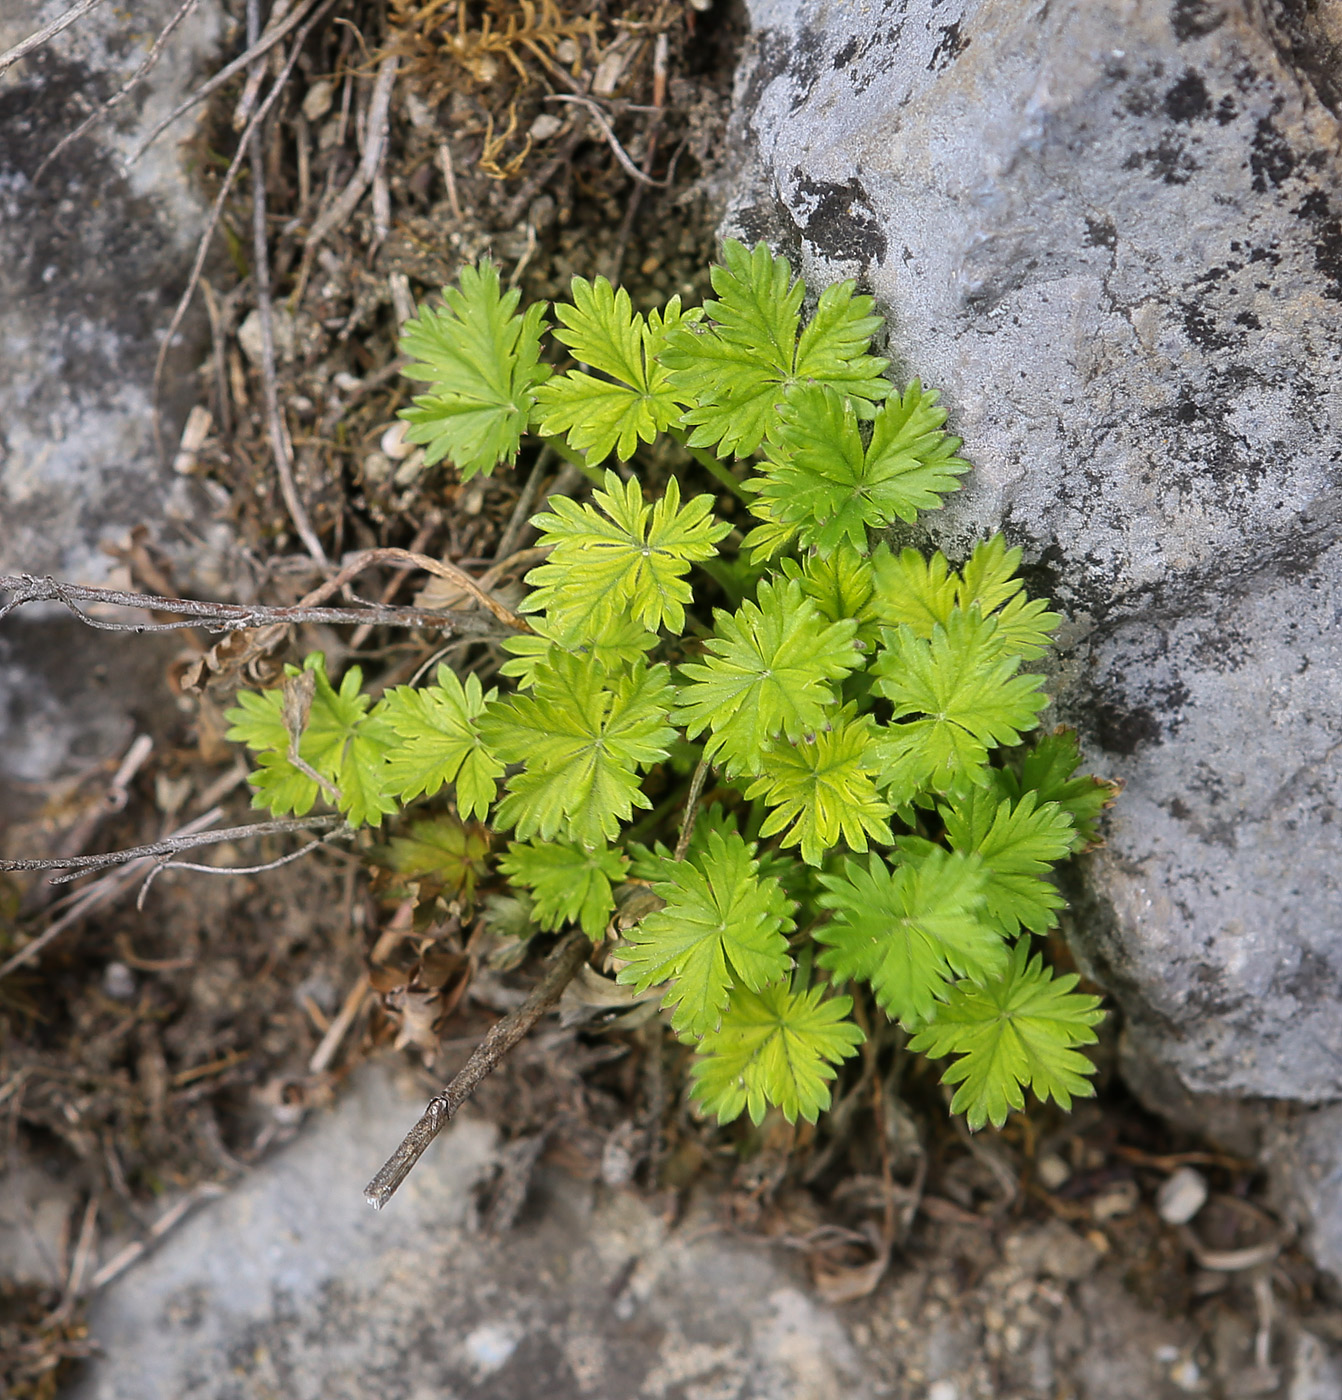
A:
[123, 0, 321, 167]
[34, 0, 201, 182]
[364, 931, 592, 1209]
[0, 0, 107, 76]
[0, 573, 495, 635]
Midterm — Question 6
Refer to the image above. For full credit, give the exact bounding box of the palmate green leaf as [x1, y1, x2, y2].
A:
[908, 941, 1103, 1130]
[869, 545, 960, 635]
[816, 848, 1003, 1028]
[498, 839, 628, 937]
[478, 652, 675, 849]
[941, 787, 1075, 936]
[780, 542, 876, 631]
[689, 979, 864, 1125]
[870, 609, 1049, 802]
[956, 537, 1060, 660]
[745, 708, 893, 866]
[677, 578, 860, 776]
[617, 830, 794, 1037]
[523, 470, 729, 637]
[871, 538, 1060, 662]
[499, 611, 659, 690]
[398, 260, 550, 480]
[997, 729, 1117, 852]
[224, 653, 398, 828]
[660, 239, 890, 458]
[380, 666, 503, 819]
[380, 814, 491, 905]
[532, 278, 698, 463]
[749, 383, 968, 555]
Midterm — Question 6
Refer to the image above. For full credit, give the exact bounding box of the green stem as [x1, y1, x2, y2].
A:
[670, 430, 752, 503]
[537, 433, 606, 489]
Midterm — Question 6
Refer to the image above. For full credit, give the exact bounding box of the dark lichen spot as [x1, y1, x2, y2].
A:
[1234, 309, 1261, 329]
[1180, 301, 1232, 351]
[792, 174, 887, 267]
[1171, 0, 1227, 43]
[1249, 114, 1296, 193]
[1090, 700, 1163, 756]
[927, 20, 969, 73]
[1214, 94, 1238, 125]
[1123, 133, 1199, 184]
[1174, 393, 1201, 424]
[1084, 215, 1117, 249]
[1164, 69, 1212, 121]
[832, 36, 859, 69]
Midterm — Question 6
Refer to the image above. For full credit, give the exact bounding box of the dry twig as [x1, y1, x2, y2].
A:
[0, 815, 346, 881]
[0, 573, 501, 635]
[151, 0, 335, 452]
[304, 51, 400, 249]
[0, 0, 107, 76]
[33, 0, 201, 181]
[364, 931, 592, 1209]
[250, 71, 328, 567]
[123, 0, 321, 166]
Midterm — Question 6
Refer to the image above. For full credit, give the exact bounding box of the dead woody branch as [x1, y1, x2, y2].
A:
[0, 571, 510, 636]
[364, 931, 593, 1210]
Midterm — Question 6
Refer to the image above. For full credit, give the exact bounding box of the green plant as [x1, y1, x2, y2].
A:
[226, 242, 1113, 1133]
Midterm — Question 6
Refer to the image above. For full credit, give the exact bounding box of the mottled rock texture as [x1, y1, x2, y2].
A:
[722, 0, 1342, 1270]
[0, 1, 229, 813]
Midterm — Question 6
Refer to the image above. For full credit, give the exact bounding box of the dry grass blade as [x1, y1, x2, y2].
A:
[364, 931, 592, 1209]
[0, 0, 107, 76]
[122, 0, 321, 167]
[150, 0, 336, 456]
[33, 0, 201, 182]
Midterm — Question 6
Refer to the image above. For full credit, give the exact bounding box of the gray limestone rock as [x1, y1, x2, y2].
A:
[67, 1063, 881, 1400]
[0, 1, 231, 815]
[720, 0, 1342, 1271]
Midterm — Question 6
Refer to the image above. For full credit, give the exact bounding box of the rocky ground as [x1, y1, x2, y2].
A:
[3, 2, 1342, 1397]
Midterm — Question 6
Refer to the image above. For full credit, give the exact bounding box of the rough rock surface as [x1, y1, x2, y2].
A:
[721, 0, 1342, 1274]
[0, 1, 230, 814]
[67, 1060, 1263, 1400]
[66, 1064, 881, 1400]
[724, 0, 1342, 1217]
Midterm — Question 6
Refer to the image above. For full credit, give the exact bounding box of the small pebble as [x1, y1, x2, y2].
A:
[1156, 1165, 1209, 1225]
[528, 113, 563, 142]
[380, 419, 413, 459]
[1035, 1153, 1071, 1190]
[102, 961, 136, 1000]
[302, 77, 335, 122]
[1090, 1179, 1140, 1220]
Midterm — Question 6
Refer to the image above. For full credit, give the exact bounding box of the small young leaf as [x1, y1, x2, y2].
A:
[957, 537, 1060, 660]
[749, 382, 968, 555]
[381, 666, 503, 819]
[616, 830, 793, 1037]
[677, 577, 860, 776]
[661, 239, 889, 458]
[1000, 729, 1118, 851]
[689, 979, 864, 1125]
[816, 848, 1004, 1028]
[745, 708, 893, 866]
[869, 544, 959, 636]
[380, 814, 491, 904]
[870, 609, 1049, 800]
[908, 941, 1103, 1130]
[398, 260, 550, 479]
[941, 787, 1076, 936]
[499, 612, 660, 690]
[523, 471, 729, 637]
[498, 839, 628, 937]
[478, 653, 676, 849]
[532, 279, 697, 463]
[225, 653, 397, 827]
